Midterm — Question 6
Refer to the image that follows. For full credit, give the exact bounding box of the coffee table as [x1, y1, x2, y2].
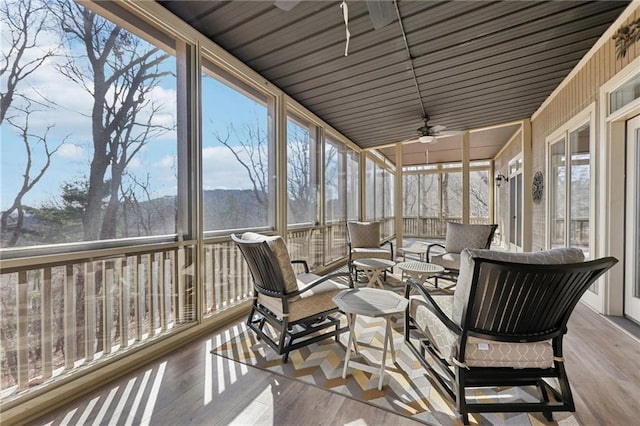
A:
[332, 288, 408, 390]
[396, 261, 445, 288]
[351, 258, 396, 289]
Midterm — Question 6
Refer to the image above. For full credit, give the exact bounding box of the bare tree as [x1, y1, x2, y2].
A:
[286, 125, 314, 223]
[0, 103, 63, 247]
[122, 172, 174, 236]
[214, 120, 270, 208]
[54, 1, 173, 240]
[0, 0, 58, 124]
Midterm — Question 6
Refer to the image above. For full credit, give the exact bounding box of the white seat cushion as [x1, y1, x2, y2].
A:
[429, 252, 460, 271]
[410, 294, 554, 368]
[258, 273, 348, 322]
[351, 247, 392, 261]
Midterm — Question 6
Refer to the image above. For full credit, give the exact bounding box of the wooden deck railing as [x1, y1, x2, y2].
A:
[402, 217, 491, 239]
[0, 242, 200, 398]
[0, 223, 355, 401]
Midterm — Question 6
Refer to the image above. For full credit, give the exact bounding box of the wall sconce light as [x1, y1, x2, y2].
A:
[495, 172, 509, 187]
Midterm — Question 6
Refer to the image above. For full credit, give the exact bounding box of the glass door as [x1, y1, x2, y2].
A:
[625, 114, 640, 323]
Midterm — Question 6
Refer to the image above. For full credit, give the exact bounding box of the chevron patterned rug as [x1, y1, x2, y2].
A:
[212, 310, 577, 425]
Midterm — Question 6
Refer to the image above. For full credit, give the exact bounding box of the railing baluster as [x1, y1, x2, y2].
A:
[17, 271, 28, 389]
[104, 265, 113, 355]
[64, 264, 76, 370]
[205, 246, 213, 314]
[85, 262, 96, 362]
[120, 258, 130, 349]
[150, 253, 158, 336]
[162, 252, 170, 328]
[147, 253, 155, 337]
[135, 255, 143, 341]
[42, 268, 52, 379]
[177, 248, 185, 323]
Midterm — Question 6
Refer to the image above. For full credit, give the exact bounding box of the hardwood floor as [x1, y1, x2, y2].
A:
[31, 303, 640, 426]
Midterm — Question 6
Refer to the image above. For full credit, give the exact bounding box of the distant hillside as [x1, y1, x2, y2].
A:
[2, 189, 267, 248]
[203, 189, 267, 230]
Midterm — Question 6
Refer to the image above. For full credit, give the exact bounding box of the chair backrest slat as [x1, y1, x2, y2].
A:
[465, 257, 617, 340]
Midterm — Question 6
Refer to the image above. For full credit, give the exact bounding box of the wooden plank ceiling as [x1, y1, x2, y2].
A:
[159, 0, 629, 160]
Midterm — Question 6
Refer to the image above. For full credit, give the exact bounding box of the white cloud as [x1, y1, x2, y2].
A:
[128, 157, 142, 170]
[56, 143, 84, 160]
[155, 155, 175, 169]
[202, 146, 255, 190]
[153, 155, 176, 182]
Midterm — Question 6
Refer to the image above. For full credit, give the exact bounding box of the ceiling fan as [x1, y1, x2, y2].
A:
[416, 115, 460, 144]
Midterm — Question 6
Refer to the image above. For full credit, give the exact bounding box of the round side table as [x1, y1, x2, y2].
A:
[332, 287, 408, 390]
[397, 261, 445, 288]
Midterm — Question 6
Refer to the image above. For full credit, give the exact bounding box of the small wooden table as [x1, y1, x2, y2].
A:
[333, 288, 408, 390]
[352, 258, 396, 289]
[396, 261, 445, 288]
[399, 243, 428, 262]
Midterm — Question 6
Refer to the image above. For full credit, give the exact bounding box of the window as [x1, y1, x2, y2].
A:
[325, 136, 359, 223]
[365, 158, 376, 220]
[201, 63, 275, 233]
[403, 174, 419, 217]
[569, 124, 590, 252]
[549, 139, 566, 248]
[442, 171, 462, 218]
[470, 170, 490, 219]
[365, 158, 392, 221]
[346, 150, 360, 220]
[610, 72, 640, 114]
[419, 174, 440, 217]
[548, 122, 591, 257]
[1, 0, 178, 249]
[402, 161, 491, 237]
[287, 113, 318, 226]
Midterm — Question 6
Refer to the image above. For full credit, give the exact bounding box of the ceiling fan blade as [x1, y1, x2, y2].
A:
[274, 0, 301, 12]
[366, 0, 395, 29]
[430, 124, 447, 133]
[438, 130, 463, 136]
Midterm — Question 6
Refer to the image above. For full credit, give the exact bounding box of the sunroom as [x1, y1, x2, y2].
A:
[1, 0, 640, 424]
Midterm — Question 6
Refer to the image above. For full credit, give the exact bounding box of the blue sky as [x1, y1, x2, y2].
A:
[0, 21, 266, 212]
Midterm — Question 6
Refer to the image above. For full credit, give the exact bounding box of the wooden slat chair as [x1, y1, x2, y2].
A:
[232, 232, 353, 363]
[347, 221, 394, 281]
[404, 247, 618, 424]
[425, 222, 498, 287]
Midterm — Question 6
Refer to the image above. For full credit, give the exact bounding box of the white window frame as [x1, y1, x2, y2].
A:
[545, 103, 596, 254]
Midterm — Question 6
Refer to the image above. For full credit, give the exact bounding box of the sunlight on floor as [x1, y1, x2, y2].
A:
[226, 383, 274, 426]
[50, 361, 167, 426]
[205, 323, 250, 405]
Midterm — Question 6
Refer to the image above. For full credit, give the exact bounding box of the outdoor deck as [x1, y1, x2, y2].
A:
[32, 301, 640, 425]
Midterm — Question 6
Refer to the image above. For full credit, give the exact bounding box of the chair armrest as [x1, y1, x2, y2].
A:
[288, 271, 354, 298]
[404, 278, 461, 335]
[381, 240, 394, 258]
[291, 259, 310, 273]
[425, 242, 446, 261]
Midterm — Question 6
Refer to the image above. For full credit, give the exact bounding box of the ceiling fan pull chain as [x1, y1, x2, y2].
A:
[340, 1, 350, 56]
